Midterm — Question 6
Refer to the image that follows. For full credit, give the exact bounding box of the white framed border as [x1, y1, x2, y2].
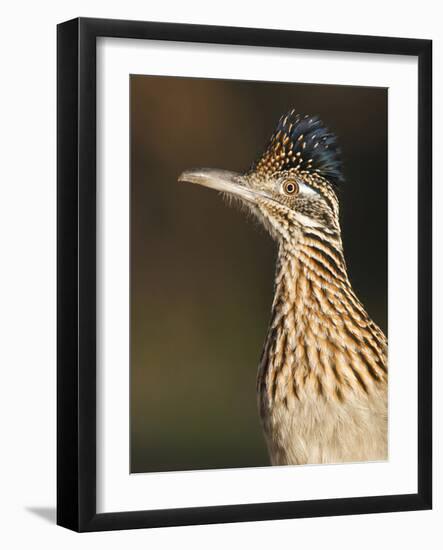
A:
[96, 37, 418, 514]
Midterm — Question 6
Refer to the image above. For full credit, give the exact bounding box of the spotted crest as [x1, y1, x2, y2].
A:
[252, 110, 344, 187]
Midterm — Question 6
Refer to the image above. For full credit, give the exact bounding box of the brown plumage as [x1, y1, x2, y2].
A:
[179, 110, 387, 466]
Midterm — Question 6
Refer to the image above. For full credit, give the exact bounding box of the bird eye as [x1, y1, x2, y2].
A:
[282, 179, 299, 196]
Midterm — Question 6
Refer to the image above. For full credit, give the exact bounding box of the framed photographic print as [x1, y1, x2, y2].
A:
[57, 17, 432, 531]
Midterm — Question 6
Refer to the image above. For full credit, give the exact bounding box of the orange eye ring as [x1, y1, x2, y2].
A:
[282, 179, 299, 196]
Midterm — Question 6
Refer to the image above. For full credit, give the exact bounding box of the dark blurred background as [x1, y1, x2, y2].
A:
[130, 75, 387, 473]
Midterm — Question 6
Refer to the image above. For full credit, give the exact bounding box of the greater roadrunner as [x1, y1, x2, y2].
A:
[179, 110, 387, 466]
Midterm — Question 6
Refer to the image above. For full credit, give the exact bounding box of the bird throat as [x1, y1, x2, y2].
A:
[258, 229, 387, 407]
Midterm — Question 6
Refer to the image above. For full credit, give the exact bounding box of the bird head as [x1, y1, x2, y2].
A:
[179, 110, 344, 245]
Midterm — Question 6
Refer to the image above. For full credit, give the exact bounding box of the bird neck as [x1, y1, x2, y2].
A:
[273, 227, 352, 320]
[258, 228, 387, 405]
[280, 227, 349, 288]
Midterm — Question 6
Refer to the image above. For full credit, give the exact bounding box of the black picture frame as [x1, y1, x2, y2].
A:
[57, 17, 432, 532]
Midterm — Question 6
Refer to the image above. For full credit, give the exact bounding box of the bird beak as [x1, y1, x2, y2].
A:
[178, 168, 262, 204]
